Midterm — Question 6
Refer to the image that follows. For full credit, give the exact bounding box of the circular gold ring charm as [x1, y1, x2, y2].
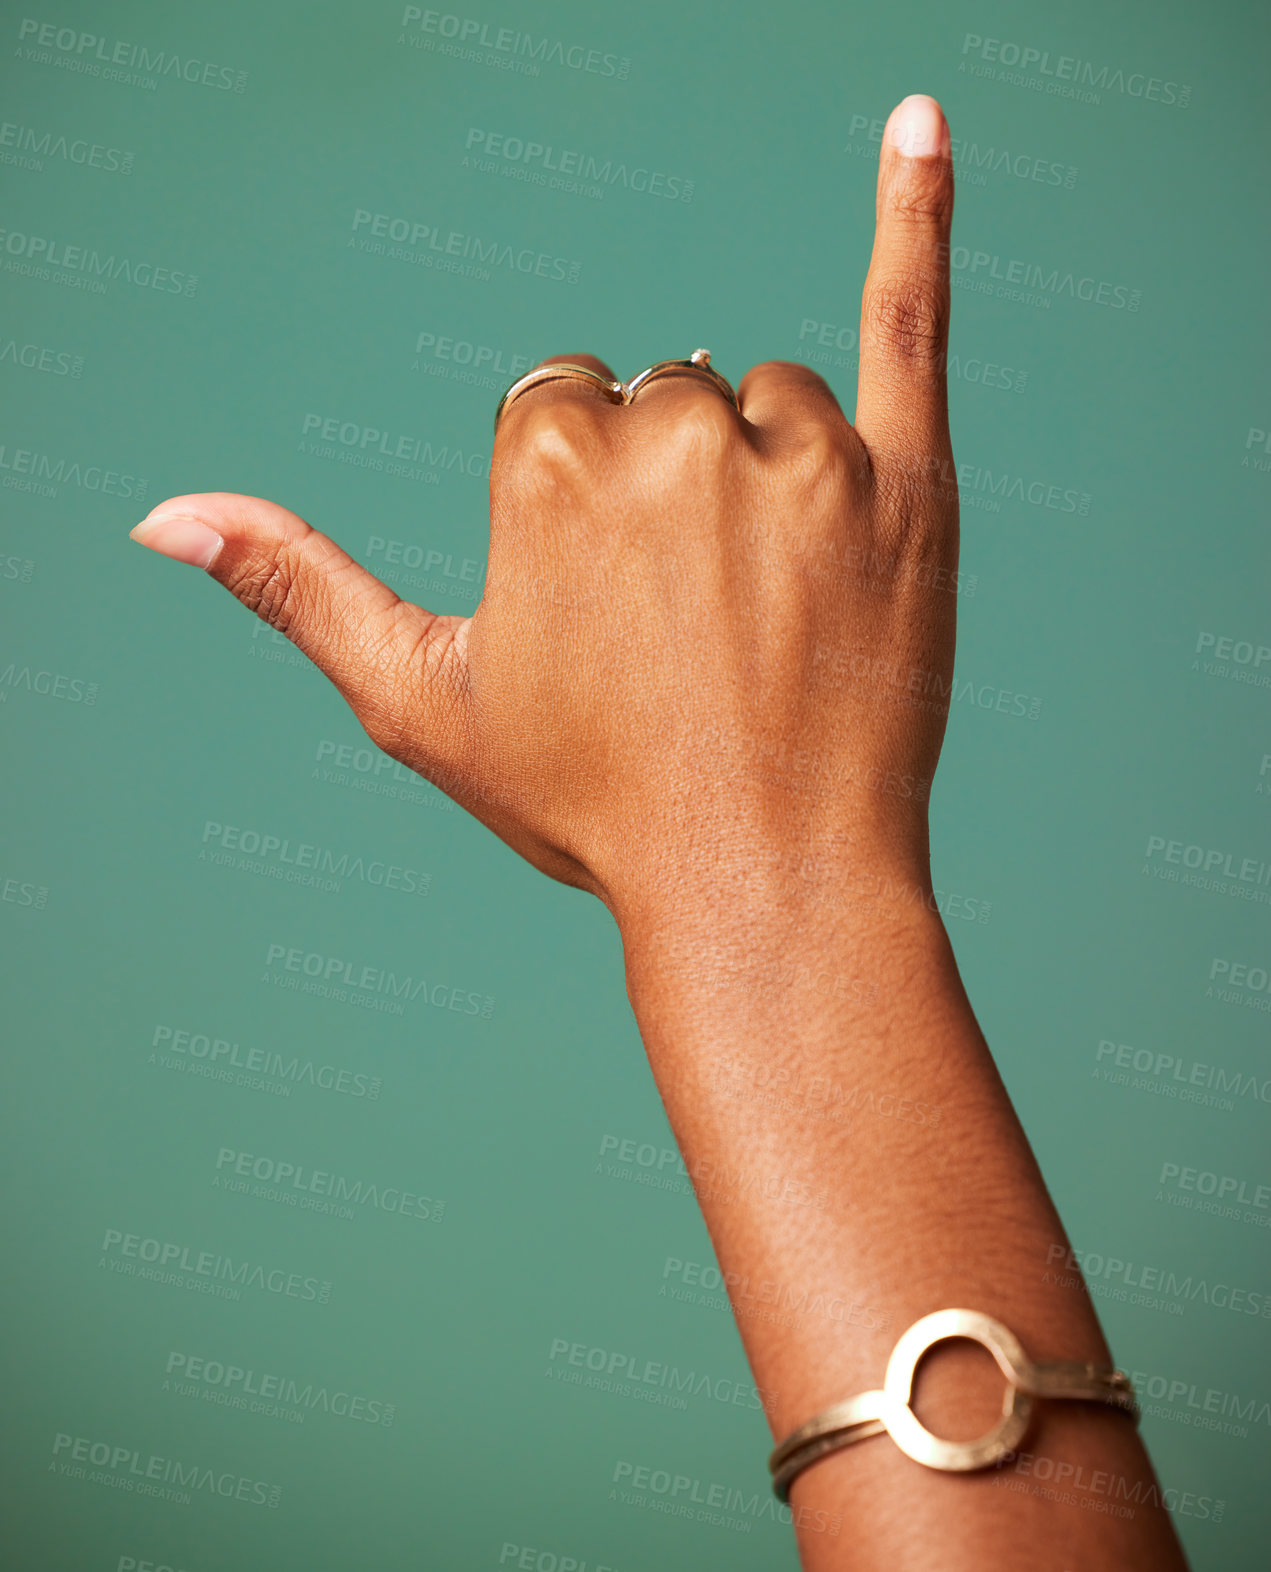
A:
[880, 1309, 1035, 1471]
[768, 1307, 1139, 1501]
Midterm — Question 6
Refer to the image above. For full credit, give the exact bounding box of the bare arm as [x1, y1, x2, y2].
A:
[618, 888, 1187, 1570]
[129, 93, 1188, 1571]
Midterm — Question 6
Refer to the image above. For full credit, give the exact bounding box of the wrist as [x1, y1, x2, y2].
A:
[609, 836, 943, 975]
[612, 859, 962, 1085]
[591, 755, 937, 921]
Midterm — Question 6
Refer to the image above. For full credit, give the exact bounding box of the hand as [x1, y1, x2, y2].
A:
[131, 95, 958, 928]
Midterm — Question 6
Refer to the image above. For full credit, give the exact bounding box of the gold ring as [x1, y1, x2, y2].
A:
[625, 348, 739, 408]
[493, 363, 625, 431]
[494, 348, 738, 433]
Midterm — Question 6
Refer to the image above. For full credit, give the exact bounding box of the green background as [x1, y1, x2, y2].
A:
[2, 0, 1268, 1567]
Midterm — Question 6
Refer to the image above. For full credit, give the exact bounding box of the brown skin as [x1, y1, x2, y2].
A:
[132, 96, 1189, 1571]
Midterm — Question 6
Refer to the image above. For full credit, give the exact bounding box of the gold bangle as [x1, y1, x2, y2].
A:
[768, 1308, 1139, 1501]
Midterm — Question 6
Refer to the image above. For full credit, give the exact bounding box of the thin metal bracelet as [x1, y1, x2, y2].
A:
[769, 1309, 1139, 1502]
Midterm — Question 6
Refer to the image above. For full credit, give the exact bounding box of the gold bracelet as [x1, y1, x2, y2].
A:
[769, 1308, 1139, 1501]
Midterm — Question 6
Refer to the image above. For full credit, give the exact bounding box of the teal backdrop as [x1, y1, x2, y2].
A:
[2, 1, 1268, 1568]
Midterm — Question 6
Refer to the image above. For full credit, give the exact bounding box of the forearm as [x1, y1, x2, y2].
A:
[616, 866, 1189, 1572]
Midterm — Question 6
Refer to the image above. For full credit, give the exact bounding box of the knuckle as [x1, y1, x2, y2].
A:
[753, 358, 833, 394]
[227, 544, 311, 636]
[652, 392, 738, 463]
[780, 421, 856, 500]
[743, 360, 840, 416]
[886, 159, 954, 229]
[504, 402, 602, 490]
[863, 275, 949, 370]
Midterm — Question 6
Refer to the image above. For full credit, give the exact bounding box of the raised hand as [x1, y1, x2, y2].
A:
[131, 95, 959, 928]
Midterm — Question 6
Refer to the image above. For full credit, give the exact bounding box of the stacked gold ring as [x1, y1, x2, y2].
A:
[493, 348, 739, 432]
